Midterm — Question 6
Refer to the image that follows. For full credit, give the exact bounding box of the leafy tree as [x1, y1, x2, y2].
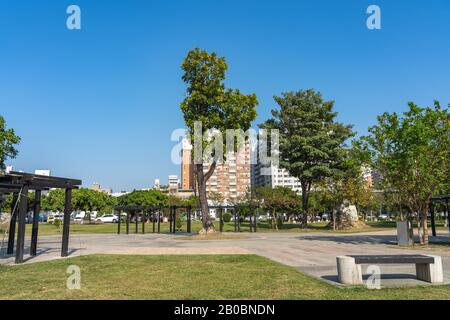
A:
[41, 188, 116, 217]
[180, 48, 258, 234]
[0, 116, 21, 170]
[358, 101, 449, 245]
[41, 189, 66, 212]
[260, 89, 355, 227]
[256, 187, 301, 230]
[117, 190, 167, 207]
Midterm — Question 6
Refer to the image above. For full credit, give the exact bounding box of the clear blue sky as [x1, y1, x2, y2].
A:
[1, 0, 449, 191]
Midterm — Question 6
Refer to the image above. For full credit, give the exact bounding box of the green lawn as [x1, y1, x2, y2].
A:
[1, 254, 450, 300]
[17, 220, 402, 237]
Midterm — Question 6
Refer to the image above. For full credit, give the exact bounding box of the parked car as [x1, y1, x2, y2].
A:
[96, 214, 119, 223]
[378, 214, 390, 221]
[39, 213, 48, 223]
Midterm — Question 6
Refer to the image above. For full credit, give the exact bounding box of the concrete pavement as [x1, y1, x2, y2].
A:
[1, 230, 450, 287]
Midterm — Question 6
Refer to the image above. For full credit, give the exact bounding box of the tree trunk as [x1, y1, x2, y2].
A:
[195, 163, 217, 235]
[272, 209, 278, 230]
[417, 214, 422, 245]
[399, 206, 404, 222]
[331, 209, 337, 231]
[300, 182, 309, 228]
[421, 207, 429, 246]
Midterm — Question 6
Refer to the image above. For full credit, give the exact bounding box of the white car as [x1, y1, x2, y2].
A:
[96, 214, 119, 223]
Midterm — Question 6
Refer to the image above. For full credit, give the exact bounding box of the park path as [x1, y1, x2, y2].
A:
[1, 230, 450, 287]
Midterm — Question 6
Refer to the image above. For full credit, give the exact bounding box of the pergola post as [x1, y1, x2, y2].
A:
[254, 210, 257, 233]
[237, 210, 241, 232]
[187, 206, 192, 233]
[173, 207, 177, 234]
[117, 209, 121, 234]
[234, 209, 237, 232]
[447, 199, 450, 234]
[430, 202, 437, 237]
[61, 188, 72, 257]
[219, 208, 224, 232]
[30, 190, 41, 256]
[157, 210, 161, 233]
[15, 186, 29, 263]
[152, 211, 156, 233]
[169, 207, 173, 233]
[135, 211, 139, 234]
[126, 212, 130, 235]
[7, 192, 19, 254]
[142, 210, 145, 234]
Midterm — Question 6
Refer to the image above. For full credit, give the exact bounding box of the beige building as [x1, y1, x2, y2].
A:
[181, 139, 251, 201]
[181, 138, 195, 191]
[204, 143, 251, 201]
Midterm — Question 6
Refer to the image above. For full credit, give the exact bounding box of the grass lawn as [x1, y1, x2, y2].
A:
[1, 254, 450, 300]
[17, 220, 404, 237]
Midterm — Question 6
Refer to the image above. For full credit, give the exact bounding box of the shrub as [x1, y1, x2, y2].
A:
[53, 218, 61, 229]
[222, 212, 232, 223]
[176, 214, 183, 230]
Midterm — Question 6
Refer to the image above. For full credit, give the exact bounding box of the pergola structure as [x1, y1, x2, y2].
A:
[430, 195, 450, 237]
[0, 171, 81, 264]
[114, 205, 260, 235]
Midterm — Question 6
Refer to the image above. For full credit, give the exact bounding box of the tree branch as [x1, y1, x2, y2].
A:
[204, 161, 217, 182]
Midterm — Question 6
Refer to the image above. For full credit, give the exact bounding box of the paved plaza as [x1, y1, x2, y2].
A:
[1, 230, 450, 287]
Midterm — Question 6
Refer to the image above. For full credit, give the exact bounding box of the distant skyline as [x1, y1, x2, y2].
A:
[1, 0, 450, 191]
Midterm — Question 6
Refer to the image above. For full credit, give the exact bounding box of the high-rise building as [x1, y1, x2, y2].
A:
[181, 138, 195, 191]
[154, 178, 161, 190]
[204, 143, 251, 201]
[180, 140, 252, 201]
[168, 175, 179, 194]
[251, 143, 301, 193]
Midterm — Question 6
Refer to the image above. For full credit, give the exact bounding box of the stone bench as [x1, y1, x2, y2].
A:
[336, 255, 444, 285]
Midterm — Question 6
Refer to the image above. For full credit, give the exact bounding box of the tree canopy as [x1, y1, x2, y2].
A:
[180, 48, 258, 233]
[357, 101, 450, 244]
[117, 189, 168, 207]
[0, 115, 21, 170]
[260, 89, 355, 227]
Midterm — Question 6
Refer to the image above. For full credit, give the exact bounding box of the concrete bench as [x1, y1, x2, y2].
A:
[337, 254, 444, 285]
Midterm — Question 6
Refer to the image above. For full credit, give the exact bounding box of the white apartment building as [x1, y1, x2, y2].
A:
[251, 141, 301, 193]
[35, 169, 51, 176]
[252, 163, 302, 193]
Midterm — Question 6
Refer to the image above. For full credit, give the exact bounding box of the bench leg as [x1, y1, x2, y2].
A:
[337, 256, 363, 285]
[416, 255, 444, 284]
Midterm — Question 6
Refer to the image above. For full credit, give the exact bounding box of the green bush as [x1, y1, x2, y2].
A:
[176, 214, 183, 230]
[222, 212, 232, 223]
[53, 218, 61, 229]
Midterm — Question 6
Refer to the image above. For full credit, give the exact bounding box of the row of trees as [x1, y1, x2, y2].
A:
[0, 187, 200, 216]
[179, 48, 449, 244]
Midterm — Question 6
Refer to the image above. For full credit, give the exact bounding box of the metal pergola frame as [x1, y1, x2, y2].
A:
[0, 171, 81, 264]
[430, 195, 450, 237]
[114, 205, 260, 235]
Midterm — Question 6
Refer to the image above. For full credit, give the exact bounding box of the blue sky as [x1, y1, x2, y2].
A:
[1, 0, 449, 191]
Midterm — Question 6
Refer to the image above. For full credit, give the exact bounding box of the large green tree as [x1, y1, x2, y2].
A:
[180, 48, 258, 234]
[256, 187, 301, 230]
[117, 189, 167, 207]
[358, 101, 450, 245]
[260, 89, 355, 227]
[0, 116, 21, 170]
